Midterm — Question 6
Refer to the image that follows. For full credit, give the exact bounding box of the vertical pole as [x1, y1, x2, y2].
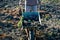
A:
[38, 12, 41, 24]
[29, 30, 34, 40]
[25, 0, 26, 12]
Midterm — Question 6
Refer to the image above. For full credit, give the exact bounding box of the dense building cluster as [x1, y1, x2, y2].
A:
[0, 0, 60, 40]
[0, 0, 19, 8]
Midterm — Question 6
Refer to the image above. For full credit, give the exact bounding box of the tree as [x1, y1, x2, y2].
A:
[17, 16, 23, 28]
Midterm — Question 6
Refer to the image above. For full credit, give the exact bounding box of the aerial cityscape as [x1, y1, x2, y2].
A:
[0, 0, 60, 40]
